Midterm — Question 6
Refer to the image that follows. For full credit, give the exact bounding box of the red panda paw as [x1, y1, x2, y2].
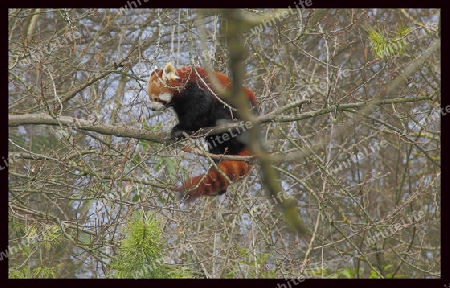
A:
[171, 125, 185, 141]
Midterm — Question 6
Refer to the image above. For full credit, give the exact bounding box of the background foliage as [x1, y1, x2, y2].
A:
[8, 8, 440, 278]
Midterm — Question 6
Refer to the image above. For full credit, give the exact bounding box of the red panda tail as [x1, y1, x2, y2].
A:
[178, 148, 253, 202]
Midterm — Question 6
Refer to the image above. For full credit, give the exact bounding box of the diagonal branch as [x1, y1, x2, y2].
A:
[222, 9, 310, 237]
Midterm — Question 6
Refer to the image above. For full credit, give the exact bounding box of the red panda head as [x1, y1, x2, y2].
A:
[147, 62, 181, 111]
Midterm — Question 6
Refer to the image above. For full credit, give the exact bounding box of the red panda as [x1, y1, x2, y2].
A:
[147, 62, 258, 201]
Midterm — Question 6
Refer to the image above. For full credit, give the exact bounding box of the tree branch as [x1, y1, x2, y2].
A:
[9, 114, 167, 144]
[259, 96, 430, 123]
[386, 40, 440, 98]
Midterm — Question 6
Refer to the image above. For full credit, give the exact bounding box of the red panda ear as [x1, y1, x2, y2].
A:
[163, 62, 180, 81]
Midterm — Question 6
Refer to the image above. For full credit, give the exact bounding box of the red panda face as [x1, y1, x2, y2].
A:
[147, 63, 180, 111]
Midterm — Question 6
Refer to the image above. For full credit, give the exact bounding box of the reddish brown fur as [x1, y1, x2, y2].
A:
[178, 148, 253, 202]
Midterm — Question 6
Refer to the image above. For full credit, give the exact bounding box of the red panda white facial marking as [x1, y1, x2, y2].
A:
[148, 96, 168, 111]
